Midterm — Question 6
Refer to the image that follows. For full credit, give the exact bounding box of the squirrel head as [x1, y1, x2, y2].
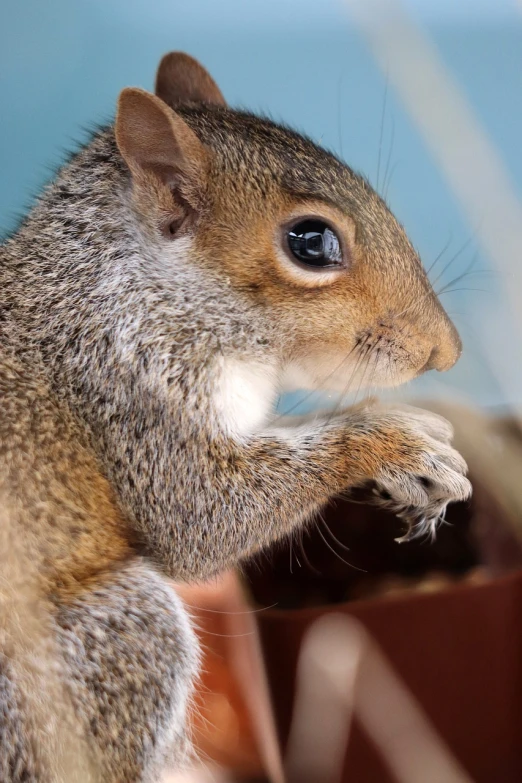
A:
[115, 52, 461, 397]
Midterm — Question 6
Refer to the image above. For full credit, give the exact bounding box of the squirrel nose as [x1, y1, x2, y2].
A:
[423, 346, 444, 372]
[424, 320, 462, 372]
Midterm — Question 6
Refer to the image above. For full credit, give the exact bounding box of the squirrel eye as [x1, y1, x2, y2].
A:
[286, 219, 343, 269]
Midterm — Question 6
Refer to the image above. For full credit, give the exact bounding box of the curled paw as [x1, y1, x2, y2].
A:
[363, 406, 472, 542]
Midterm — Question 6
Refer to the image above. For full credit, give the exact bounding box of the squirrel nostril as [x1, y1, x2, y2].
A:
[423, 346, 439, 372]
[422, 342, 459, 373]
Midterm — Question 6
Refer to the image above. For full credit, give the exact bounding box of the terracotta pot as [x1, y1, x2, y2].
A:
[244, 475, 522, 782]
[175, 574, 283, 782]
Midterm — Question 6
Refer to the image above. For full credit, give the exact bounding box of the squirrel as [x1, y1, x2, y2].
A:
[0, 51, 471, 781]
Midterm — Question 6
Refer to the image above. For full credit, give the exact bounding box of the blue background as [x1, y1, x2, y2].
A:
[2, 0, 521, 410]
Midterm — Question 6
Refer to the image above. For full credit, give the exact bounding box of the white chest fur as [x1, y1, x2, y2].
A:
[214, 357, 278, 439]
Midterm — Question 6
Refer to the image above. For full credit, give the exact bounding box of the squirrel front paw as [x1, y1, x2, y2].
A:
[359, 406, 472, 542]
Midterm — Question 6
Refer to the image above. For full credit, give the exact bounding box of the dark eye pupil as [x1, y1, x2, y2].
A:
[287, 220, 342, 268]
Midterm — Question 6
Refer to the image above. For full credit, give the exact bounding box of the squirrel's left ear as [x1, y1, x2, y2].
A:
[115, 87, 207, 219]
[155, 51, 226, 109]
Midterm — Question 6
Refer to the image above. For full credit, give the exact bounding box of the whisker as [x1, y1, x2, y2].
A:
[365, 341, 380, 390]
[364, 347, 381, 403]
[430, 235, 474, 290]
[352, 343, 377, 408]
[199, 629, 256, 639]
[376, 74, 389, 193]
[437, 250, 478, 286]
[381, 113, 395, 201]
[437, 286, 489, 296]
[181, 601, 278, 615]
[383, 159, 399, 202]
[315, 523, 367, 572]
[298, 529, 321, 576]
[394, 286, 440, 319]
[324, 338, 373, 427]
[319, 516, 353, 555]
[354, 348, 374, 404]
[337, 72, 344, 160]
[435, 262, 494, 295]
[275, 340, 361, 420]
[425, 232, 453, 277]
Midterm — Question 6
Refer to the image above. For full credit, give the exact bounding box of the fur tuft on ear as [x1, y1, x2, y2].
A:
[115, 87, 206, 187]
[155, 51, 226, 109]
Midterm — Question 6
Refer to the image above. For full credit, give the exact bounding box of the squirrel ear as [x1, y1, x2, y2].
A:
[155, 52, 226, 109]
[115, 87, 206, 191]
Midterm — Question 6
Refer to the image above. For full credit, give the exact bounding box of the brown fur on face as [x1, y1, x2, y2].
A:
[116, 67, 460, 398]
[185, 115, 461, 388]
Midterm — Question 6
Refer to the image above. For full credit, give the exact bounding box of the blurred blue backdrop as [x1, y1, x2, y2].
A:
[2, 0, 521, 410]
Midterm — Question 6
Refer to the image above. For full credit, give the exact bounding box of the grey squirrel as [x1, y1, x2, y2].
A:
[0, 51, 471, 781]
